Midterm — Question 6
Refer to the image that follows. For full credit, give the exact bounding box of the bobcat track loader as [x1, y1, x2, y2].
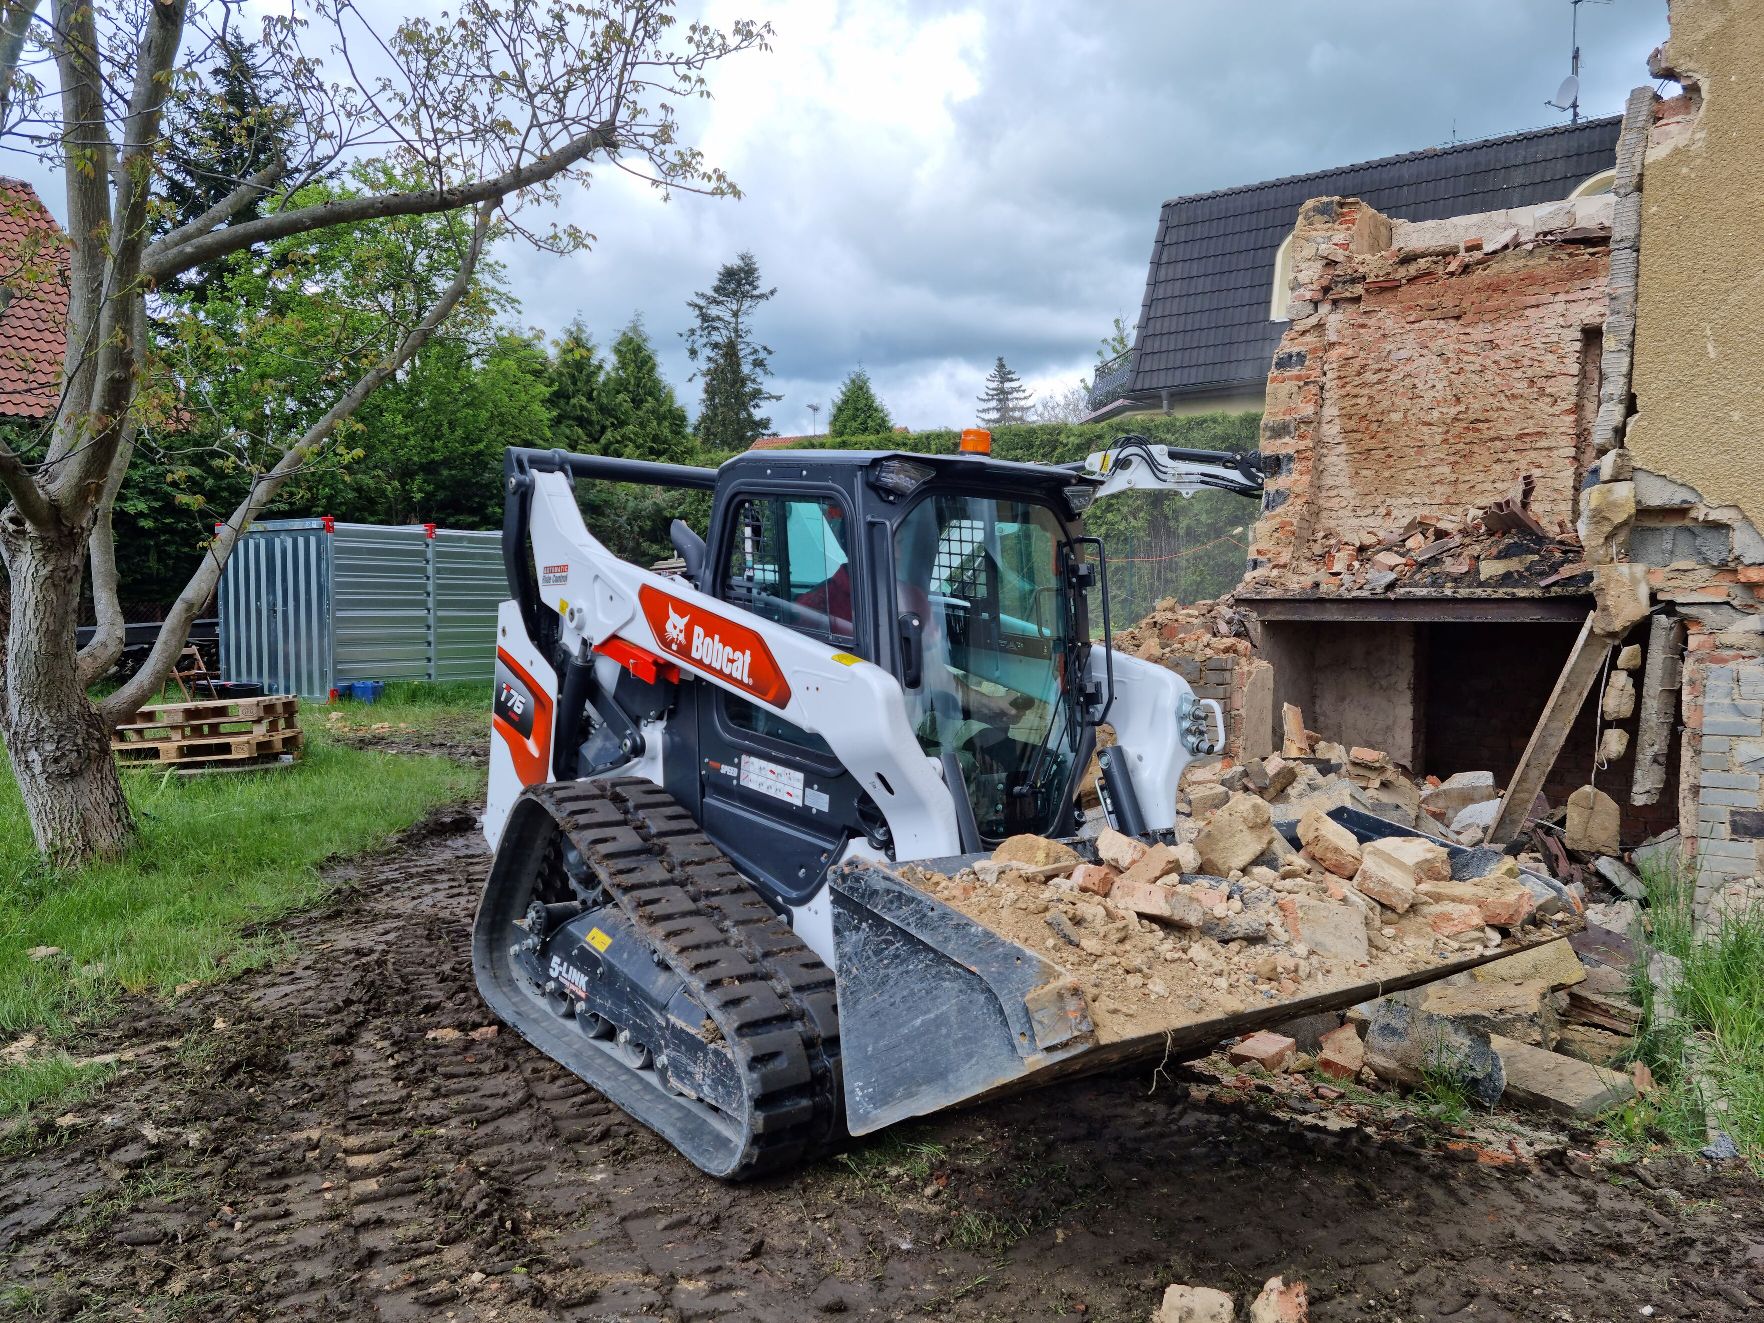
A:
[477, 436, 1576, 1178]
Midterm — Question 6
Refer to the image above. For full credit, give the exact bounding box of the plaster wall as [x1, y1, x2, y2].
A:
[1626, 0, 1764, 537]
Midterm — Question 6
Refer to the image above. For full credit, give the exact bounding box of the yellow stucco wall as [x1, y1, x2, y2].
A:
[1626, 0, 1764, 532]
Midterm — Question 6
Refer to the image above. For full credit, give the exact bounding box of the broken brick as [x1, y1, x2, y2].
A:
[1094, 827, 1147, 872]
[1227, 1031, 1297, 1073]
[1071, 863, 1117, 897]
[1119, 843, 1185, 887]
[1110, 877, 1205, 928]
[1297, 808, 1362, 879]
[1425, 901, 1485, 936]
[1316, 1023, 1365, 1081]
[1353, 837, 1450, 913]
[1249, 1276, 1309, 1323]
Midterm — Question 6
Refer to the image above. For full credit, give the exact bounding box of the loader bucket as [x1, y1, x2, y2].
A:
[831, 808, 1580, 1135]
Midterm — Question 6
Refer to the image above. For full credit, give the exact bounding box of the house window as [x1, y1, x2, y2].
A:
[1570, 168, 1616, 199]
[1269, 230, 1296, 321]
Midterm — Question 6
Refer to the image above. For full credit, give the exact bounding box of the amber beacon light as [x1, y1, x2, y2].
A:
[959, 428, 992, 454]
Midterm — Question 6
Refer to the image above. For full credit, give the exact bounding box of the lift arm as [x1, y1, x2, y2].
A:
[1071, 435, 1269, 501]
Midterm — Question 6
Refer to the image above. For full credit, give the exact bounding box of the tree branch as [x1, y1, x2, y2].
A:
[75, 410, 136, 686]
[143, 123, 614, 282]
[144, 157, 288, 261]
[0, 430, 52, 524]
[52, 0, 186, 511]
[46, 0, 114, 468]
[101, 202, 494, 723]
[0, 0, 42, 129]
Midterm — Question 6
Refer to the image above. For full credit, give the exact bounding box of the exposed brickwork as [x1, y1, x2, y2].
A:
[1675, 628, 1764, 908]
[1247, 196, 1611, 585]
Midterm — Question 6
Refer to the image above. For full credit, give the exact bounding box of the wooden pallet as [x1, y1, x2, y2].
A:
[113, 695, 304, 770]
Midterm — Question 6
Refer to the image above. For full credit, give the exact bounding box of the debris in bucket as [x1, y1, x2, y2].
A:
[903, 784, 1576, 1043]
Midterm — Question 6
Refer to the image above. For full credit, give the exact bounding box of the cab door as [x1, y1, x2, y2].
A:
[694, 485, 874, 906]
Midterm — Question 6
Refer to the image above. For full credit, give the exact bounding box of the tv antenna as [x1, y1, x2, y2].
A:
[1545, 0, 1610, 123]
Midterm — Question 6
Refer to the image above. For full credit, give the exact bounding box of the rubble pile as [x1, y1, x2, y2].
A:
[1189, 721, 1508, 847]
[905, 792, 1577, 1045]
[1254, 474, 1591, 597]
[1113, 594, 1253, 664]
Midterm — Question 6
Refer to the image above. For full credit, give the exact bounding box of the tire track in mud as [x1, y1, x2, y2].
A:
[5, 807, 1764, 1322]
[1, 813, 794, 1320]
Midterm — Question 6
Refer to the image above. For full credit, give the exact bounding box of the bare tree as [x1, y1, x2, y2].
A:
[0, 0, 765, 865]
[1033, 380, 1091, 424]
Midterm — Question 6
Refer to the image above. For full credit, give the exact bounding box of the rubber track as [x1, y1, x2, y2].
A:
[526, 777, 842, 1177]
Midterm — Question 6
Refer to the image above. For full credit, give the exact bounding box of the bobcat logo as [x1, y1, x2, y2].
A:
[663, 604, 689, 648]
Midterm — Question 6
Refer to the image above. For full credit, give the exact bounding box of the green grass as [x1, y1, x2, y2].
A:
[0, 1053, 116, 1118]
[0, 729, 478, 1118]
[323, 679, 490, 744]
[1610, 853, 1764, 1170]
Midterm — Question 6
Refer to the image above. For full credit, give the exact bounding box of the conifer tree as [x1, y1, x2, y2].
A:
[827, 367, 892, 437]
[976, 356, 1034, 427]
[683, 251, 780, 449]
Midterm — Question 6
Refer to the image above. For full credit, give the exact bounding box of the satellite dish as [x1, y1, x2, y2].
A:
[1554, 74, 1580, 107]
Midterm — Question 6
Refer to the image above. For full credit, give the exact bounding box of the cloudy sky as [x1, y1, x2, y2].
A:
[503, 0, 1668, 436]
[18, 0, 1671, 438]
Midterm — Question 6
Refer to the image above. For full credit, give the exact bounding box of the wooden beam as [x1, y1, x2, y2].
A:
[1489, 614, 1617, 845]
[1630, 613, 1684, 806]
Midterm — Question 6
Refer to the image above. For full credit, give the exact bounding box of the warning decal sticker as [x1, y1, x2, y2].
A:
[740, 754, 805, 807]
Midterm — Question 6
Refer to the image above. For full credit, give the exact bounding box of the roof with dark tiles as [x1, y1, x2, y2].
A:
[1125, 117, 1622, 402]
[0, 177, 67, 420]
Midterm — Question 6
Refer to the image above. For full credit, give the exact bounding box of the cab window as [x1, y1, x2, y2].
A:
[721, 495, 855, 644]
[719, 494, 855, 753]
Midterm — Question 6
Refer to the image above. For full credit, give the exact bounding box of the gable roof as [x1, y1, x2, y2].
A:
[1125, 117, 1622, 403]
[0, 178, 67, 420]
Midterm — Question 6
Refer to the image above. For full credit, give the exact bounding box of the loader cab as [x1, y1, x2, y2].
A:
[680, 450, 1099, 897]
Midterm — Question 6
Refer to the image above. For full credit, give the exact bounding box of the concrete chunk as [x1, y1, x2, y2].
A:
[1593, 855, 1648, 902]
[1489, 1034, 1636, 1118]
[1420, 978, 1560, 1048]
[1565, 785, 1621, 856]
[1279, 896, 1369, 964]
[1421, 770, 1498, 823]
[992, 835, 1080, 869]
[1157, 1285, 1236, 1323]
[1363, 1000, 1505, 1106]
[1195, 793, 1275, 876]
[1471, 938, 1587, 989]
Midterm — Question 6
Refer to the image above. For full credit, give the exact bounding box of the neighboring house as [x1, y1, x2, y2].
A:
[0, 176, 67, 422]
[1091, 118, 1622, 420]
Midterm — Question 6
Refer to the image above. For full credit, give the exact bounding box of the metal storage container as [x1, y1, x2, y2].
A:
[219, 518, 504, 698]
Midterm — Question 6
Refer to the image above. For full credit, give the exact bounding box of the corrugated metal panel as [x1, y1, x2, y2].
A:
[219, 519, 332, 697]
[431, 529, 504, 683]
[219, 518, 508, 696]
[332, 524, 431, 684]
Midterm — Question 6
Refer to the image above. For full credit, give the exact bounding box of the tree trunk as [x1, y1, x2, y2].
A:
[0, 512, 135, 865]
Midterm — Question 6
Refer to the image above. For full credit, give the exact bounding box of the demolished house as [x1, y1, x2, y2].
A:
[1121, 3, 1760, 925]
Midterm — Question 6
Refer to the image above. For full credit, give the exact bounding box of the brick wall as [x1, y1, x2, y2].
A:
[1250, 196, 1611, 580]
[1678, 630, 1764, 908]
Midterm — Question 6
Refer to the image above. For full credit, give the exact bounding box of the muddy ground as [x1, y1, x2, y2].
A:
[4, 810, 1764, 1322]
